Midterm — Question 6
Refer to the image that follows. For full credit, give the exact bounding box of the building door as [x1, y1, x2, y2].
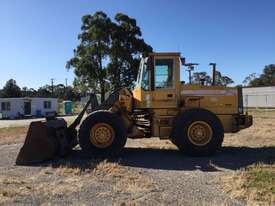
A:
[24, 102, 31, 115]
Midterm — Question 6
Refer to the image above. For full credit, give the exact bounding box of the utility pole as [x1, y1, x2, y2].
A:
[65, 78, 68, 88]
[187, 68, 193, 84]
[51, 78, 54, 97]
[64, 78, 68, 96]
[209, 63, 216, 86]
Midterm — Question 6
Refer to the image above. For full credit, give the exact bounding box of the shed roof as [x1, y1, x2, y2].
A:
[0, 97, 57, 101]
[243, 86, 275, 95]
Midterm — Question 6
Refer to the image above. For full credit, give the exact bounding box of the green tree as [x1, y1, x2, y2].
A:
[191, 71, 234, 86]
[53, 84, 66, 98]
[243, 64, 275, 87]
[215, 71, 234, 86]
[192, 72, 212, 85]
[67, 11, 112, 102]
[67, 11, 152, 101]
[63, 86, 80, 101]
[53, 84, 79, 101]
[21, 87, 37, 97]
[2, 79, 22, 97]
[108, 13, 152, 89]
[37, 85, 52, 97]
[73, 77, 98, 97]
[36, 84, 79, 100]
[242, 73, 257, 86]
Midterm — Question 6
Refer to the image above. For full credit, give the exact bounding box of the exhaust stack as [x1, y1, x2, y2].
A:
[209, 63, 216, 86]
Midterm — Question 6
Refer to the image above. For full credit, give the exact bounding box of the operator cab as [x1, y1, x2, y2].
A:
[135, 52, 184, 91]
[133, 52, 184, 108]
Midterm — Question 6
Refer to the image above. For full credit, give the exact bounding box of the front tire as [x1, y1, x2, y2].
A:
[172, 108, 224, 156]
[79, 110, 127, 155]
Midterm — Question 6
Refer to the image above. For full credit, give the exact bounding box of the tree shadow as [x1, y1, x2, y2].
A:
[45, 146, 275, 172]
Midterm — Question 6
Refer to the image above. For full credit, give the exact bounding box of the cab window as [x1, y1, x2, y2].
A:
[155, 59, 174, 89]
[141, 62, 149, 90]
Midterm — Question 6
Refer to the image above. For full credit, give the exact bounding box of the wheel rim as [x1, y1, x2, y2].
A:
[187, 121, 213, 146]
[90, 123, 114, 148]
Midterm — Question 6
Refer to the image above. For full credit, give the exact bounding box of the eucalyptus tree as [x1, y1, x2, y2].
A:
[67, 11, 152, 101]
[67, 11, 112, 102]
[108, 13, 152, 89]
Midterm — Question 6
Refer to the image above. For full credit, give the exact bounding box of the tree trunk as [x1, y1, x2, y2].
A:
[115, 57, 120, 89]
[97, 41, 105, 103]
[100, 82, 105, 103]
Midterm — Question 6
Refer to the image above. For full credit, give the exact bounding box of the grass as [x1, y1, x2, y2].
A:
[0, 175, 30, 204]
[57, 166, 82, 176]
[221, 111, 275, 205]
[247, 109, 275, 117]
[0, 116, 75, 145]
[246, 165, 275, 194]
[0, 188, 20, 198]
[0, 110, 274, 205]
[94, 159, 123, 177]
[94, 160, 155, 194]
[0, 176, 27, 185]
[223, 113, 275, 147]
[223, 164, 275, 206]
[0, 126, 27, 145]
[138, 138, 177, 150]
[114, 173, 155, 194]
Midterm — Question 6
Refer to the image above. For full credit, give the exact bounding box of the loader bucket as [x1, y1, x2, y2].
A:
[16, 121, 59, 165]
[16, 94, 93, 165]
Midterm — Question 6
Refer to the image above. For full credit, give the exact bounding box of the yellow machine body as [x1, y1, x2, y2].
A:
[129, 52, 252, 139]
[16, 52, 253, 165]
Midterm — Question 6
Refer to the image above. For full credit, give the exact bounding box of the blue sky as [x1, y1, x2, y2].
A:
[0, 0, 275, 89]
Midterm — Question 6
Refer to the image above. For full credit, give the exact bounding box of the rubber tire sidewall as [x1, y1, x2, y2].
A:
[173, 108, 224, 156]
[79, 110, 127, 155]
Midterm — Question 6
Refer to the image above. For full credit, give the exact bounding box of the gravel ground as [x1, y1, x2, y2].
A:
[0, 138, 274, 206]
[0, 113, 274, 206]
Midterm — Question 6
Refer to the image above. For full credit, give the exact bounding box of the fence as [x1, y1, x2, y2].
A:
[243, 94, 275, 109]
[242, 86, 275, 110]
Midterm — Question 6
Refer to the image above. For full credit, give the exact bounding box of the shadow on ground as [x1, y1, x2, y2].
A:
[44, 146, 275, 172]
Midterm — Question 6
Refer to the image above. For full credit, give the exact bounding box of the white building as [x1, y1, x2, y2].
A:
[243, 86, 275, 108]
[0, 97, 58, 119]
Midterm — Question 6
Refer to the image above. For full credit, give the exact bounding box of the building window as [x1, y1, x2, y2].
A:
[44, 101, 51, 109]
[155, 59, 174, 89]
[1, 102, 11, 111]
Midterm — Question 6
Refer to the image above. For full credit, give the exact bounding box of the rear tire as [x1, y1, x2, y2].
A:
[79, 110, 127, 155]
[172, 108, 224, 156]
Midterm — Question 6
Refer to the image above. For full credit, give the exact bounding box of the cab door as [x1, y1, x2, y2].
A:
[150, 57, 178, 108]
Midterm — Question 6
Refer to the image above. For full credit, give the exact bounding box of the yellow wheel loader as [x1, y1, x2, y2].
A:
[16, 52, 253, 165]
